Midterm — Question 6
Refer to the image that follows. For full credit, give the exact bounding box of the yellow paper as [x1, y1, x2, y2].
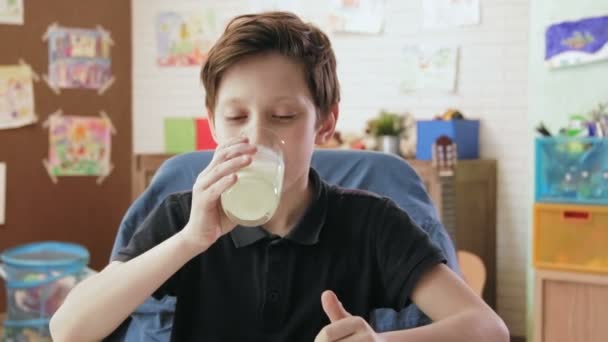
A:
[0, 64, 36, 129]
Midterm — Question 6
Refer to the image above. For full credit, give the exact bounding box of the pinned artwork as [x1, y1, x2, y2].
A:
[42, 111, 115, 184]
[328, 0, 385, 34]
[0, 0, 23, 25]
[422, 0, 480, 29]
[545, 15, 608, 69]
[43, 24, 115, 94]
[400, 45, 459, 93]
[156, 10, 220, 67]
[0, 62, 38, 129]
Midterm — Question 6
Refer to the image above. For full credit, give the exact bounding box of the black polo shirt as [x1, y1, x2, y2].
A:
[114, 168, 445, 341]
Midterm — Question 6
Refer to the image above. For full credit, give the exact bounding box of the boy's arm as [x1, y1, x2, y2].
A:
[316, 199, 508, 342]
[380, 264, 509, 342]
[316, 265, 509, 342]
[49, 229, 206, 342]
[51, 137, 256, 342]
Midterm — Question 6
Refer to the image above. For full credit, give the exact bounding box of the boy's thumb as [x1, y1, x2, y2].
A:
[321, 290, 351, 322]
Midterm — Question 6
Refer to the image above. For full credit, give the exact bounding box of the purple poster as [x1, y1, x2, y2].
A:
[545, 15, 608, 69]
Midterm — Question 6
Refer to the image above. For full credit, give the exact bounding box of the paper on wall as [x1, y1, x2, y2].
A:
[0, 0, 23, 25]
[399, 45, 459, 93]
[0, 63, 37, 130]
[422, 0, 480, 29]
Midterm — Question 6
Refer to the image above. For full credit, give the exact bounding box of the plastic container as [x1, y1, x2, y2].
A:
[0, 242, 91, 339]
[534, 203, 608, 274]
[535, 137, 608, 205]
[416, 120, 479, 160]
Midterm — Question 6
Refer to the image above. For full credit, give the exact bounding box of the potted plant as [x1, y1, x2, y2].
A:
[367, 110, 404, 155]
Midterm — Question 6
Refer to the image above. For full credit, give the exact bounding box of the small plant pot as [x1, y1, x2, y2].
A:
[378, 135, 400, 155]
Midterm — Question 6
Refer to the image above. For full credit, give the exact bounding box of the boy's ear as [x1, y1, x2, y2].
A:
[315, 103, 339, 145]
[206, 108, 219, 143]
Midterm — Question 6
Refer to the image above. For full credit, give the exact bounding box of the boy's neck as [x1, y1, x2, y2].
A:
[263, 171, 313, 237]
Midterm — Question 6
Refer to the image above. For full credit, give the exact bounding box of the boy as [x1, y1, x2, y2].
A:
[51, 12, 508, 342]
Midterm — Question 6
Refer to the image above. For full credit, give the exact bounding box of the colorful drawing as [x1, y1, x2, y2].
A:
[44, 24, 114, 92]
[44, 112, 114, 179]
[399, 46, 459, 93]
[422, 0, 480, 29]
[156, 11, 220, 67]
[328, 0, 385, 34]
[0, 64, 37, 129]
[546, 16, 608, 69]
[0, 0, 23, 25]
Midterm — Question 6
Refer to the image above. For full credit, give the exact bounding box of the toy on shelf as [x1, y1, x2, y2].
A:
[537, 102, 608, 138]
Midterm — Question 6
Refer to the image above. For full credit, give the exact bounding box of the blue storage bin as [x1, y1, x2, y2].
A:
[416, 119, 480, 160]
[535, 137, 608, 205]
[0, 242, 92, 339]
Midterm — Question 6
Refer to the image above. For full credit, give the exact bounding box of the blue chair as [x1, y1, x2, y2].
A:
[107, 149, 459, 341]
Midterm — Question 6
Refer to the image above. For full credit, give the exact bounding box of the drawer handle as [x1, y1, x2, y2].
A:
[562, 210, 591, 222]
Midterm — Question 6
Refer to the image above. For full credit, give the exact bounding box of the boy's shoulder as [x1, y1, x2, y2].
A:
[326, 183, 391, 207]
[324, 183, 404, 222]
[158, 190, 193, 213]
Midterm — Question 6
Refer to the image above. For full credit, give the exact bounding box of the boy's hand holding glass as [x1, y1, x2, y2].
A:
[181, 127, 285, 251]
[181, 136, 256, 250]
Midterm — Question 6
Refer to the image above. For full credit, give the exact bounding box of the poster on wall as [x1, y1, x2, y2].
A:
[0, 0, 23, 25]
[328, 0, 385, 34]
[545, 15, 608, 69]
[156, 10, 221, 67]
[0, 63, 38, 130]
[0, 162, 5, 225]
[42, 111, 115, 184]
[42, 23, 115, 94]
[422, 0, 480, 29]
[399, 45, 459, 93]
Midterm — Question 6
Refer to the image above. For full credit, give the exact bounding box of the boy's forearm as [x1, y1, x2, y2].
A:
[50, 229, 206, 342]
[380, 308, 509, 342]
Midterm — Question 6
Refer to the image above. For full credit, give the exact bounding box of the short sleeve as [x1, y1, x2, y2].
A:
[112, 192, 190, 299]
[374, 198, 446, 310]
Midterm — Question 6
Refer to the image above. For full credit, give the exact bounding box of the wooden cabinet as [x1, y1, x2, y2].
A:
[408, 159, 497, 308]
[534, 270, 608, 342]
[132, 155, 497, 307]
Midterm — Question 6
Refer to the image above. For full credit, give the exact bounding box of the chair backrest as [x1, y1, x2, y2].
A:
[108, 149, 459, 341]
[457, 250, 486, 297]
[113, 149, 458, 270]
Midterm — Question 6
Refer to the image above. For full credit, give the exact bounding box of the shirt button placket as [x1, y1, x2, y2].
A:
[263, 240, 284, 331]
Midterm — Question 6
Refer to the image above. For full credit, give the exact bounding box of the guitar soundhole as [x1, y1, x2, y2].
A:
[433, 135, 457, 177]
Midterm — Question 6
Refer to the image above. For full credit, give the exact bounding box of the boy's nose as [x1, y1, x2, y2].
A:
[245, 125, 272, 146]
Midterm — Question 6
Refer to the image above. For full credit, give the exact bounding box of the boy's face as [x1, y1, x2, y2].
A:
[208, 52, 337, 193]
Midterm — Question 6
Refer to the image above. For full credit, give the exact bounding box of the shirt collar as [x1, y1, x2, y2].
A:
[230, 168, 328, 248]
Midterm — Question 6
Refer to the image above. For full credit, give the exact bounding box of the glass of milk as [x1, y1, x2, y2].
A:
[220, 127, 285, 227]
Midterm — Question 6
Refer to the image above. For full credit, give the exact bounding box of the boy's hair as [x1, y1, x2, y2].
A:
[201, 12, 340, 118]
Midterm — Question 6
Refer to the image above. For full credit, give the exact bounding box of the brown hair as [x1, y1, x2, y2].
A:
[201, 11, 340, 118]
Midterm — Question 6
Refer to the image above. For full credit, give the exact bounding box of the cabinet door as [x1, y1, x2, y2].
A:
[454, 160, 497, 308]
[535, 270, 608, 342]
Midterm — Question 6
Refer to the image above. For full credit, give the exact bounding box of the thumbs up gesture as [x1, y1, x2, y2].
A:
[315, 290, 384, 342]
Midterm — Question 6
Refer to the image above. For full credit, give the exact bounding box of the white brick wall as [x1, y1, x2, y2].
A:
[132, 0, 530, 336]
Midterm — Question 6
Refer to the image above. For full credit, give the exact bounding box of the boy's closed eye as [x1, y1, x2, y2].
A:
[226, 115, 247, 121]
[272, 113, 297, 121]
